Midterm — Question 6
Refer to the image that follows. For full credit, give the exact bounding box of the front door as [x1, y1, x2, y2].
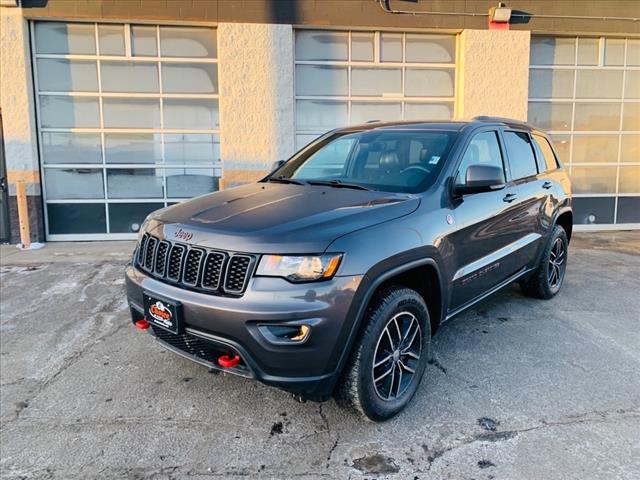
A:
[0, 112, 10, 243]
[448, 129, 523, 312]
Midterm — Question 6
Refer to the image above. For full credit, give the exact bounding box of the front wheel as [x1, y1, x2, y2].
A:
[520, 224, 569, 299]
[335, 286, 430, 421]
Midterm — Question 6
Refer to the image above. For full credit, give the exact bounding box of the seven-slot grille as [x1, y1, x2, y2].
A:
[136, 233, 254, 295]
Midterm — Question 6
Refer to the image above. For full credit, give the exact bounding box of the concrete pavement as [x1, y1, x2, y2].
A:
[1, 232, 639, 479]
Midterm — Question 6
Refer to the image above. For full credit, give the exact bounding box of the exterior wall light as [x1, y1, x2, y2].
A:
[489, 2, 512, 29]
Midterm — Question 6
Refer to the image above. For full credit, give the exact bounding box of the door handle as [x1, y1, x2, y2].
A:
[503, 193, 517, 203]
[542, 181, 553, 190]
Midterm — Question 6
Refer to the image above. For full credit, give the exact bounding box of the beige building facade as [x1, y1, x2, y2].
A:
[0, 1, 638, 242]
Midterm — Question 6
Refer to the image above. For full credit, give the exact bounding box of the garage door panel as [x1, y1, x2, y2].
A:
[34, 22, 222, 240]
[294, 29, 456, 144]
[529, 35, 640, 228]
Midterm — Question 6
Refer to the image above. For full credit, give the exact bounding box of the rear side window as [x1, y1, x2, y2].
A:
[503, 131, 538, 180]
[456, 131, 505, 183]
[532, 134, 559, 171]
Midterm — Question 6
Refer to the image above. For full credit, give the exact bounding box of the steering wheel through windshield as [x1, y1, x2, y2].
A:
[400, 164, 431, 175]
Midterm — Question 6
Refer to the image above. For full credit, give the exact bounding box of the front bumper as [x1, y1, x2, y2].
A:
[125, 264, 362, 397]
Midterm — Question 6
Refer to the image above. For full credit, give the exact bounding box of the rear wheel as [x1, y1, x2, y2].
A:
[520, 224, 568, 299]
[335, 285, 430, 421]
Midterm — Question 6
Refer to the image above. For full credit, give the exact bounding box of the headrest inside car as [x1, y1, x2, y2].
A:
[379, 151, 400, 167]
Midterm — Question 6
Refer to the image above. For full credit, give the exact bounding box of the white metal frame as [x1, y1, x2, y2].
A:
[293, 29, 457, 147]
[529, 35, 639, 229]
[31, 21, 222, 241]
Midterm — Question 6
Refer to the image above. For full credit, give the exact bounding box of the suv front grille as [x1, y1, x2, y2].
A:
[202, 251, 226, 290]
[144, 236, 157, 271]
[167, 244, 186, 281]
[225, 255, 253, 293]
[135, 233, 255, 296]
[154, 241, 170, 276]
[183, 248, 205, 285]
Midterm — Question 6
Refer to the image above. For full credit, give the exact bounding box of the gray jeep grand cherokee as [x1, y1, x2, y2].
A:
[125, 116, 572, 421]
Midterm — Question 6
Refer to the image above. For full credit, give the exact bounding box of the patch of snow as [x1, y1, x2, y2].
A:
[16, 242, 45, 250]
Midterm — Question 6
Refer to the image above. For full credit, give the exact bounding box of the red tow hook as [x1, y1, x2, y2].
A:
[135, 319, 150, 330]
[218, 354, 241, 369]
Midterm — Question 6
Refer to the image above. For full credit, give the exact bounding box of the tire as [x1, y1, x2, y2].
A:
[335, 285, 431, 422]
[520, 224, 569, 299]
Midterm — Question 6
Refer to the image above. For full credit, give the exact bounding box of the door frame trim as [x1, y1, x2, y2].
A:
[446, 265, 534, 321]
[452, 232, 541, 282]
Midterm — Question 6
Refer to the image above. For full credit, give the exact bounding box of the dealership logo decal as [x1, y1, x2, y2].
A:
[173, 228, 194, 242]
[148, 301, 173, 327]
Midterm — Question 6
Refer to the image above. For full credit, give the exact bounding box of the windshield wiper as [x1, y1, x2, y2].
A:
[307, 179, 372, 191]
[267, 176, 306, 186]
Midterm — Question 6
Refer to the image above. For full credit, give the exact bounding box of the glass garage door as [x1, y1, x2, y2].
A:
[32, 22, 221, 240]
[528, 36, 639, 228]
[294, 30, 456, 150]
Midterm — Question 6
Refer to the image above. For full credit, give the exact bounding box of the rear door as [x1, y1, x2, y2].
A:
[531, 132, 566, 211]
[500, 130, 549, 270]
[448, 129, 523, 311]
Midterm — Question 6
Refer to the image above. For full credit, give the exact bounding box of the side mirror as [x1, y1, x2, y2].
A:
[454, 164, 505, 195]
[270, 160, 285, 172]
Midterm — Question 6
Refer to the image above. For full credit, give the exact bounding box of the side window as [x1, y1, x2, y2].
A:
[456, 131, 505, 183]
[532, 134, 559, 171]
[503, 131, 538, 180]
[530, 137, 547, 173]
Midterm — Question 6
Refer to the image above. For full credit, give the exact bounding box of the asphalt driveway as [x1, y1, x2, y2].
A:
[1, 232, 639, 479]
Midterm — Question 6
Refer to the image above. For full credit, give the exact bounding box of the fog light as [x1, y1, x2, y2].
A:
[291, 325, 310, 341]
[258, 324, 311, 344]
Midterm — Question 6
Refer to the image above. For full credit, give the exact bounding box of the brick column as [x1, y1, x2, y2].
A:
[217, 23, 295, 189]
[455, 29, 531, 121]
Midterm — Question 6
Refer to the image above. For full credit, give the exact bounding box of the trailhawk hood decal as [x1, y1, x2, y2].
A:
[147, 183, 420, 253]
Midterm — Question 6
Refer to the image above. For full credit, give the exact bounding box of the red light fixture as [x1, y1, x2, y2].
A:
[489, 2, 512, 30]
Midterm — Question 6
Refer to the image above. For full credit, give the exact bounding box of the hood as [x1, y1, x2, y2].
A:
[146, 182, 420, 253]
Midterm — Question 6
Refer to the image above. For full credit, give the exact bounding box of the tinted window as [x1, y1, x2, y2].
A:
[294, 137, 356, 178]
[530, 136, 547, 172]
[47, 203, 106, 234]
[504, 131, 538, 179]
[273, 130, 457, 194]
[532, 134, 559, 171]
[456, 131, 505, 183]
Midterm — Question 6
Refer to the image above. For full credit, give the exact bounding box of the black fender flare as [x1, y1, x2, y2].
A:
[326, 254, 447, 391]
[523, 206, 573, 282]
[552, 206, 573, 236]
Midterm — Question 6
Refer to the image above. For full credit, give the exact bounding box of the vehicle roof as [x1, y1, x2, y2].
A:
[338, 116, 541, 134]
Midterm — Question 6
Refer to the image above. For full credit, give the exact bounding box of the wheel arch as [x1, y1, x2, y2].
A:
[329, 256, 446, 393]
[374, 264, 443, 335]
[555, 209, 573, 242]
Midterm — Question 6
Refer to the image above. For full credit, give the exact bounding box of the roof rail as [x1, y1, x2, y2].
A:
[473, 115, 529, 126]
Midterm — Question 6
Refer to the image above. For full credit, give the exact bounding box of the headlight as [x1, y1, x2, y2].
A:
[139, 218, 150, 235]
[256, 254, 343, 282]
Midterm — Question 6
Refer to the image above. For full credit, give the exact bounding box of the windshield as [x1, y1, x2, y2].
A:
[270, 129, 458, 194]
